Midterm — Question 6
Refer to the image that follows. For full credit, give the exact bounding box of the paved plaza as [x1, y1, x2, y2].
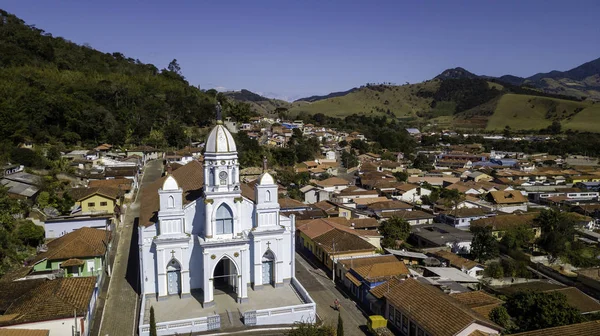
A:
[144, 283, 306, 323]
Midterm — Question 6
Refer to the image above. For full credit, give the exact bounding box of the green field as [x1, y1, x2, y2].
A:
[485, 94, 596, 131]
[287, 81, 438, 118]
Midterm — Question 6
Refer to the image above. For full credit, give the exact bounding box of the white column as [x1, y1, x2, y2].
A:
[203, 252, 213, 304]
[235, 199, 242, 235]
[205, 201, 213, 238]
[181, 247, 190, 295]
[240, 248, 248, 299]
[157, 249, 166, 297]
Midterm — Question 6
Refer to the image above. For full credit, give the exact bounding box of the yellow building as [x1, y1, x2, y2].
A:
[73, 186, 121, 215]
[470, 213, 541, 240]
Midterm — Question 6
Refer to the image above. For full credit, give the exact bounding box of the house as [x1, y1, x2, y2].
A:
[31, 227, 110, 277]
[71, 187, 121, 215]
[88, 178, 134, 197]
[313, 200, 340, 217]
[343, 256, 410, 309]
[0, 172, 42, 201]
[438, 208, 495, 230]
[486, 190, 528, 213]
[296, 219, 378, 270]
[432, 250, 484, 279]
[378, 209, 435, 225]
[381, 278, 501, 336]
[43, 214, 112, 239]
[405, 128, 421, 137]
[315, 177, 352, 192]
[2, 163, 24, 176]
[465, 171, 493, 183]
[470, 213, 541, 241]
[410, 223, 474, 253]
[332, 186, 380, 204]
[384, 248, 428, 265]
[299, 185, 330, 204]
[407, 176, 460, 187]
[0, 330, 49, 336]
[421, 267, 480, 285]
[0, 277, 98, 336]
[449, 291, 504, 322]
[103, 166, 139, 189]
[367, 200, 413, 217]
[393, 183, 432, 204]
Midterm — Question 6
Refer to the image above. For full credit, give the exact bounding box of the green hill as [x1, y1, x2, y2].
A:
[0, 9, 216, 148]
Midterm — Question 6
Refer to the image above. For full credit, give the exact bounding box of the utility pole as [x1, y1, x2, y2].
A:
[331, 239, 337, 283]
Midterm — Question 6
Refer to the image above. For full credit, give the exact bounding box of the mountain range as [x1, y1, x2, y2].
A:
[226, 57, 600, 132]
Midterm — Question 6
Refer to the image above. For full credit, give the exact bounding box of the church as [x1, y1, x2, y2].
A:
[137, 107, 315, 334]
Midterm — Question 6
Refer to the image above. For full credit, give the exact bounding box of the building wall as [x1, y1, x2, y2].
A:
[33, 257, 103, 276]
[80, 195, 116, 215]
[0, 318, 86, 336]
[44, 217, 110, 238]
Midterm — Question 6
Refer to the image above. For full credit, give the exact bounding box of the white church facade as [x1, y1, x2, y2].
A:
[137, 114, 315, 335]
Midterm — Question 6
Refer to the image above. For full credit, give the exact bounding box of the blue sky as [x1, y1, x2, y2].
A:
[3, 0, 600, 101]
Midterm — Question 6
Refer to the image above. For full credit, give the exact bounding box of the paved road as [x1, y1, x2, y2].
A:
[96, 160, 163, 336]
[295, 252, 369, 336]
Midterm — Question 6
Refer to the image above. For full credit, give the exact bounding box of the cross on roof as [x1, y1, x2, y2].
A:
[266, 241, 271, 250]
[171, 250, 176, 258]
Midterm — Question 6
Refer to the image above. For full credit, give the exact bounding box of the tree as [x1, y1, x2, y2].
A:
[503, 125, 512, 138]
[500, 224, 535, 250]
[489, 306, 515, 332]
[337, 313, 344, 336]
[46, 146, 61, 161]
[470, 226, 498, 262]
[340, 150, 358, 169]
[393, 171, 408, 182]
[380, 217, 411, 248]
[506, 291, 583, 332]
[149, 306, 157, 336]
[535, 209, 576, 261]
[16, 220, 44, 246]
[548, 120, 562, 134]
[412, 153, 432, 170]
[167, 59, 181, 75]
[484, 261, 504, 279]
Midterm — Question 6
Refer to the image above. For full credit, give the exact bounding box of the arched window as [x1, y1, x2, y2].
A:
[216, 204, 233, 235]
[266, 190, 271, 202]
[168, 195, 175, 208]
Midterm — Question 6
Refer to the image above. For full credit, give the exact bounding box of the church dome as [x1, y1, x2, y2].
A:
[205, 123, 237, 154]
[162, 175, 179, 190]
[258, 172, 275, 185]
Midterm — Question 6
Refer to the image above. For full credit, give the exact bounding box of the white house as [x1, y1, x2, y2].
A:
[138, 116, 315, 335]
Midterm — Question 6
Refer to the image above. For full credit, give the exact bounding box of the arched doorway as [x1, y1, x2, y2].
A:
[213, 257, 238, 299]
[262, 250, 275, 286]
[167, 259, 181, 296]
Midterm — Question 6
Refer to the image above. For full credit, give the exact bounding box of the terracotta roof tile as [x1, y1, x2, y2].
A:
[368, 200, 412, 211]
[384, 278, 500, 336]
[339, 255, 398, 269]
[278, 197, 307, 209]
[433, 250, 481, 270]
[470, 213, 539, 231]
[0, 277, 96, 327]
[370, 276, 404, 299]
[312, 229, 376, 254]
[88, 178, 133, 191]
[34, 227, 110, 263]
[352, 261, 409, 282]
[510, 320, 600, 336]
[487, 190, 527, 204]
[345, 272, 361, 286]
[315, 177, 351, 187]
[140, 161, 204, 227]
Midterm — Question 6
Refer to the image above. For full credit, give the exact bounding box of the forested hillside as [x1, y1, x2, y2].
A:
[0, 9, 219, 149]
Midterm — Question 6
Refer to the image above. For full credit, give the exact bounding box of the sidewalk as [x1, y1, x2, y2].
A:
[294, 252, 369, 336]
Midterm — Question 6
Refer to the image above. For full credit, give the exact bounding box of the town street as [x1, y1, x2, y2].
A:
[94, 160, 163, 336]
[295, 252, 369, 336]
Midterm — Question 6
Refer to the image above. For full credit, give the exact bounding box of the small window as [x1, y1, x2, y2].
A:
[100, 202, 108, 206]
[88, 202, 95, 207]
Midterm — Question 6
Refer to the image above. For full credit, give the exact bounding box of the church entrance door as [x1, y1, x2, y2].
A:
[167, 259, 181, 295]
[261, 250, 275, 286]
[213, 257, 238, 298]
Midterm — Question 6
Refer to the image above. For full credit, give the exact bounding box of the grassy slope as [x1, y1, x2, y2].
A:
[288, 81, 438, 118]
[485, 94, 595, 131]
